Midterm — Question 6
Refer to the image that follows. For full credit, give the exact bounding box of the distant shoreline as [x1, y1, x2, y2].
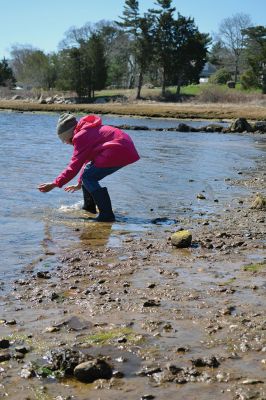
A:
[0, 99, 265, 121]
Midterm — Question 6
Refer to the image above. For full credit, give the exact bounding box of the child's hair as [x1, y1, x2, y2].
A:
[57, 113, 77, 142]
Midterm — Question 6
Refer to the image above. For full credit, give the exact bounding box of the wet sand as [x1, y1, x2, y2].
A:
[0, 143, 265, 400]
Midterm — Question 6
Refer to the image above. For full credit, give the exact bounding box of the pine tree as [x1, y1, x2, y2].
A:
[148, 0, 176, 96]
[0, 58, 16, 88]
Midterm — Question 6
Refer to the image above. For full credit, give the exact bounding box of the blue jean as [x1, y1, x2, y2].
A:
[82, 163, 122, 193]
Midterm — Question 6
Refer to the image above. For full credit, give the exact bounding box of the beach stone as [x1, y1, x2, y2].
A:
[171, 230, 192, 248]
[250, 193, 266, 210]
[230, 118, 252, 133]
[74, 359, 113, 383]
[191, 356, 220, 368]
[0, 350, 11, 362]
[0, 339, 10, 349]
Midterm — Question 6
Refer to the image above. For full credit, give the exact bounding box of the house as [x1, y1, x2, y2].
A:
[199, 62, 217, 83]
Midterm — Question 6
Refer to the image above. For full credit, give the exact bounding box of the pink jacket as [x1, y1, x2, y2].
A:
[53, 115, 140, 188]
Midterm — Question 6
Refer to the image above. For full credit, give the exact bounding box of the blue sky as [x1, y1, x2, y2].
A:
[1, 0, 265, 59]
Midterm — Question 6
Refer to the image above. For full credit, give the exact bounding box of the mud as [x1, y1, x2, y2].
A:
[0, 160, 266, 399]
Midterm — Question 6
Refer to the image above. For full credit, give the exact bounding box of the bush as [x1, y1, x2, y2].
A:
[197, 84, 265, 104]
[209, 68, 232, 85]
[240, 69, 259, 90]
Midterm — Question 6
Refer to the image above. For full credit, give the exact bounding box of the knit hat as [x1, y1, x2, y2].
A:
[57, 113, 77, 142]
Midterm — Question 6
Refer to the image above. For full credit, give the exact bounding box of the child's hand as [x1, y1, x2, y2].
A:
[38, 183, 56, 192]
[64, 183, 82, 193]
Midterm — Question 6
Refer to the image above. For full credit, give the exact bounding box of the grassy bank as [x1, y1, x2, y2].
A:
[1, 99, 266, 121]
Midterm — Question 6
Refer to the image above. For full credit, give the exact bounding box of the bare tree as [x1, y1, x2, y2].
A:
[218, 13, 252, 82]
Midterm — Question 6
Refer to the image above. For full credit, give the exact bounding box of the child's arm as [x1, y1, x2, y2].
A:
[64, 183, 82, 193]
[38, 183, 57, 192]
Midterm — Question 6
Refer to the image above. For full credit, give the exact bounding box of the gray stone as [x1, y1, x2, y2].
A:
[74, 359, 113, 383]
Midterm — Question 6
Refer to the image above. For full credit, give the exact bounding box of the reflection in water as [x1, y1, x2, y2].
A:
[0, 111, 265, 278]
[78, 221, 112, 247]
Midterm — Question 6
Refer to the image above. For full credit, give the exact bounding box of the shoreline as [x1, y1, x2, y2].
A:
[1, 99, 266, 121]
[0, 153, 265, 398]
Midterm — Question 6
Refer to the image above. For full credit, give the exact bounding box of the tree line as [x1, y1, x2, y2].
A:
[0, 0, 265, 97]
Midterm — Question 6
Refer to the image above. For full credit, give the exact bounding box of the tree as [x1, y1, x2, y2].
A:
[148, 0, 177, 96]
[86, 33, 108, 97]
[0, 58, 16, 88]
[10, 45, 56, 88]
[217, 13, 252, 83]
[117, 0, 141, 89]
[242, 26, 266, 93]
[208, 41, 229, 68]
[135, 15, 154, 98]
[118, 1, 154, 98]
[56, 31, 107, 99]
[170, 15, 210, 96]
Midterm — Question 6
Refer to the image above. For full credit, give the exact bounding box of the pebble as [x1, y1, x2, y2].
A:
[0, 351, 11, 362]
[242, 378, 264, 384]
[143, 299, 161, 307]
[45, 326, 60, 333]
[0, 339, 10, 349]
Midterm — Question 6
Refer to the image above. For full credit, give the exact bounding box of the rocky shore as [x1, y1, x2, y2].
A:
[0, 140, 265, 399]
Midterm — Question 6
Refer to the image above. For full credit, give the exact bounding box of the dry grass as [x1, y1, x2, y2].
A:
[0, 99, 265, 121]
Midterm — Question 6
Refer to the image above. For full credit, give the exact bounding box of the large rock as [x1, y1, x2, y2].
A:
[74, 359, 113, 383]
[230, 118, 252, 133]
[171, 230, 192, 248]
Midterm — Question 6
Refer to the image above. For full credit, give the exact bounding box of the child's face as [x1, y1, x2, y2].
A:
[64, 138, 73, 145]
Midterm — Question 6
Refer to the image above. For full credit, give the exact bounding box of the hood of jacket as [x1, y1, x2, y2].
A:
[74, 114, 102, 134]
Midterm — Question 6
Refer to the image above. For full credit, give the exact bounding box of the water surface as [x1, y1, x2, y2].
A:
[0, 111, 263, 279]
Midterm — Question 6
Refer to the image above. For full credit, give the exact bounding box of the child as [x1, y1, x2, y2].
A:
[38, 113, 140, 222]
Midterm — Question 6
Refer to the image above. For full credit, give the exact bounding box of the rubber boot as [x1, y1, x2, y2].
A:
[82, 185, 97, 214]
[91, 187, 115, 222]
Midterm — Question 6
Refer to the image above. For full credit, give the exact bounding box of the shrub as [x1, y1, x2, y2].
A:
[209, 68, 232, 84]
[197, 84, 265, 104]
[240, 69, 259, 90]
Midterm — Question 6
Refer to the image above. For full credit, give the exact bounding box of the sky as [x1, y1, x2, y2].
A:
[1, 0, 265, 59]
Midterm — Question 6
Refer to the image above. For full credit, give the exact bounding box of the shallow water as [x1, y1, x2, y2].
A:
[0, 111, 264, 279]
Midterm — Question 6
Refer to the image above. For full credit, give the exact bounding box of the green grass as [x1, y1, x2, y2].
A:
[95, 83, 261, 100]
[243, 262, 266, 272]
[80, 327, 143, 345]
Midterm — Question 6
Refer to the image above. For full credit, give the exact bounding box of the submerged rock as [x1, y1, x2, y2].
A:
[253, 121, 266, 132]
[197, 193, 206, 200]
[171, 230, 192, 248]
[203, 124, 224, 133]
[177, 123, 191, 132]
[73, 359, 113, 383]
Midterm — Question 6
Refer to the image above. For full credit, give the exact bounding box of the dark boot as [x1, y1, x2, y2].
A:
[82, 185, 97, 214]
[91, 187, 115, 222]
